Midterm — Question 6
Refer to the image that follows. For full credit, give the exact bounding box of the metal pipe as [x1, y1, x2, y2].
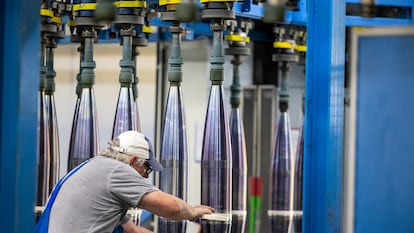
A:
[201, 23, 232, 233]
[228, 53, 247, 233]
[159, 24, 188, 233]
[268, 60, 296, 233]
[112, 28, 140, 139]
[44, 37, 60, 193]
[68, 32, 100, 171]
[37, 36, 50, 207]
[268, 111, 295, 233]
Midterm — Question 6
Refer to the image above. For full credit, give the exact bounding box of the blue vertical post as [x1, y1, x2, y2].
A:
[0, 1, 39, 232]
[304, 0, 345, 233]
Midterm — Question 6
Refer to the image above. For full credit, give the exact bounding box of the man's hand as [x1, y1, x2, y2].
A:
[189, 205, 215, 222]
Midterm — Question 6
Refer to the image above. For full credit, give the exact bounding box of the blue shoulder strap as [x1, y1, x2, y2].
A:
[36, 159, 91, 233]
[112, 226, 124, 233]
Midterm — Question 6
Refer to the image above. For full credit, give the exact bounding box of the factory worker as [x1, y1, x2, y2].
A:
[36, 130, 213, 233]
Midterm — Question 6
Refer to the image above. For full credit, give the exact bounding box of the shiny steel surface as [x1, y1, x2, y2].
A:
[68, 35, 99, 171]
[44, 94, 60, 191]
[67, 88, 100, 171]
[68, 98, 80, 164]
[112, 28, 141, 139]
[269, 112, 294, 233]
[45, 43, 60, 193]
[131, 98, 141, 132]
[159, 85, 188, 233]
[37, 39, 60, 206]
[37, 91, 50, 206]
[112, 87, 139, 138]
[293, 124, 304, 232]
[37, 38, 50, 206]
[201, 85, 232, 233]
[159, 23, 187, 232]
[229, 108, 247, 233]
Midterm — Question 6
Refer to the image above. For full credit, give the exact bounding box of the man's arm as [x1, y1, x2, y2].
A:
[122, 220, 154, 233]
[137, 190, 214, 221]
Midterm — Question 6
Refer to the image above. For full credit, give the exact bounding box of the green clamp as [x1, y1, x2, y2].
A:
[79, 69, 95, 88]
[230, 84, 241, 107]
[119, 71, 134, 87]
[210, 69, 223, 84]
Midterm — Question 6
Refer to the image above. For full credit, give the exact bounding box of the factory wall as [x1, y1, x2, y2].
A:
[54, 43, 158, 177]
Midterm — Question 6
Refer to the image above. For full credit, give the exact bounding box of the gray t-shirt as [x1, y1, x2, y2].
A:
[48, 156, 158, 233]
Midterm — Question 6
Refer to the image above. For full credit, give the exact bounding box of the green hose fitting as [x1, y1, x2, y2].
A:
[230, 83, 241, 107]
[168, 67, 183, 84]
[119, 71, 134, 87]
[168, 26, 184, 85]
[279, 61, 290, 111]
[44, 38, 56, 94]
[44, 72, 56, 94]
[119, 29, 135, 87]
[79, 69, 96, 88]
[39, 74, 47, 92]
[80, 36, 96, 88]
[230, 55, 242, 108]
[279, 101, 289, 112]
[210, 69, 224, 84]
[209, 28, 225, 84]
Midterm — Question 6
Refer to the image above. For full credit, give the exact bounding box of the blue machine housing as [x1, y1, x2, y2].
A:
[54, 0, 414, 43]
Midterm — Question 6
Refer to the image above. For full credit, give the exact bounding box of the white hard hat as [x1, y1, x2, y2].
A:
[113, 130, 163, 171]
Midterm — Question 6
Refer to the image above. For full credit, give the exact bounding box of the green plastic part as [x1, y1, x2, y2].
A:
[262, 4, 286, 23]
[176, 3, 199, 22]
[94, 0, 117, 24]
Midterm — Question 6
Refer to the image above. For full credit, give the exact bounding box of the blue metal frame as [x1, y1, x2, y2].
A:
[56, 0, 414, 44]
[285, 0, 307, 25]
[303, 0, 345, 233]
[0, 1, 39, 232]
[234, 2, 263, 20]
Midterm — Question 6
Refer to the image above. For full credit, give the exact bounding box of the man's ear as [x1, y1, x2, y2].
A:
[129, 156, 137, 166]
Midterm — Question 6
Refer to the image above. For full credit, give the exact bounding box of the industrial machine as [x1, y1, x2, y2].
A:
[1, 0, 414, 233]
